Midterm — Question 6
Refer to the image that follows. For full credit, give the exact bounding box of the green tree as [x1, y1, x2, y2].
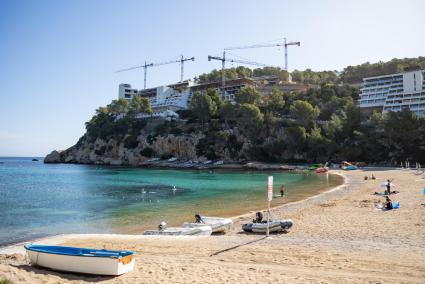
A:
[108, 98, 130, 115]
[205, 88, 222, 110]
[131, 95, 152, 115]
[290, 100, 320, 128]
[237, 103, 264, 137]
[235, 87, 261, 105]
[307, 125, 327, 162]
[190, 91, 217, 123]
[219, 101, 238, 125]
[266, 87, 286, 116]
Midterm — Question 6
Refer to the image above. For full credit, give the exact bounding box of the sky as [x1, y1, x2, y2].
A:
[0, 0, 424, 156]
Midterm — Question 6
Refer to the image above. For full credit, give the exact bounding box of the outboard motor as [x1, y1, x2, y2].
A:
[195, 213, 202, 223]
[254, 212, 263, 223]
[158, 221, 167, 231]
[280, 219, 293, 230]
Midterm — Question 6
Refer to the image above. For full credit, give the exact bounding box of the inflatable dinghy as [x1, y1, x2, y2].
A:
[242, 220, 293, 233]
[182, 214, 233, 233]
[143, 222, 212, 236]
[242, 212, 293, 233]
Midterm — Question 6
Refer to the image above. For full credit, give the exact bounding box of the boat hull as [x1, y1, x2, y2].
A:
[242, 220, 293, 233]
[143, 225, 212, 236]
[182, 216, 233, 233]
[25, 247, 135, 276]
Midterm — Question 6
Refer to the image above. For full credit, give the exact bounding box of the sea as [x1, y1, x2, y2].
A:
[0, 157, 342, 247]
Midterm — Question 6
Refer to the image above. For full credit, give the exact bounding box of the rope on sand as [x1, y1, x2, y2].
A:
[210, 236, 267, 257]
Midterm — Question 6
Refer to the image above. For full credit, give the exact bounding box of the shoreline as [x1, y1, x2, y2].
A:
[0, 169, 342, 248]
[45, 160, 307, 171]
[0, 171, 346, 254]
[1, 168, 425, 283]
[230, 171, 347, 222]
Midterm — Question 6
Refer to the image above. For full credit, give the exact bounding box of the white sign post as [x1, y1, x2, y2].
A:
[267, 176, 273, 237]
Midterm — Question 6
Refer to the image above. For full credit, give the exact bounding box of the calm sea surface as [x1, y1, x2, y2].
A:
[0, 157, 342, 246]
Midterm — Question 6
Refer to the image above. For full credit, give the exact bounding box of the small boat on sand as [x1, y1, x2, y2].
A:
[316, 167, 328, 174]
[24, 244, 135, 276]
[182, 214, 233, 233]
[242, 220, 293, 233]
[143, 222, 212, 236]
[242, 212, 293, 233]
[341, 161, 357, 170]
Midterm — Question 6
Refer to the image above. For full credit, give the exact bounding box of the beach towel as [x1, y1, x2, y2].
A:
[374, 201, 399, 211]
[392, 201, 400, 209]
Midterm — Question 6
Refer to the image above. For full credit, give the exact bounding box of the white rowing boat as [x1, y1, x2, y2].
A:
[25, 244, 135, 276]
[182, 215, 233, 233]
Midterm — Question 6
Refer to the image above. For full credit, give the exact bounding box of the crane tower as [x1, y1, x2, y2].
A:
[116, 55, 195, 89]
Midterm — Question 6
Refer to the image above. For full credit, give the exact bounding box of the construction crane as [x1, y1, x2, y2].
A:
[116, 55, 195, 89]
[208, 51, 268, 89]
[225, 37, 300, 72]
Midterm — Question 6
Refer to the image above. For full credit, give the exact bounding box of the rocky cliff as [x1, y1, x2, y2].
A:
[44, 116, 251, 166]
[45, 133, 205, 166]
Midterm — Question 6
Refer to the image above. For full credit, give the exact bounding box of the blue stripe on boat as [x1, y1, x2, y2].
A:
[24, 245, 135, 258]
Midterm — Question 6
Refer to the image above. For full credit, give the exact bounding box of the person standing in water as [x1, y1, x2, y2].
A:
[280, 185, 286, 197]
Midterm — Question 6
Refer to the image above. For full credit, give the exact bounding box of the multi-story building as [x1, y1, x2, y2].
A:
[358, 68, 425, 116]
[117, 78, 256, 118]
[118, 84, 138, 100]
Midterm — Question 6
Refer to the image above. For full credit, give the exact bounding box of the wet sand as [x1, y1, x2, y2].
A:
[1, 169, 425, 283]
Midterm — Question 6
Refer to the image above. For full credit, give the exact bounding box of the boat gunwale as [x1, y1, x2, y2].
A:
[24, 244, 135, 259]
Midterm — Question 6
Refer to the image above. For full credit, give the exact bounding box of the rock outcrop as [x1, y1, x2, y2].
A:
[44, 132, 211, 166]
[44, 150, 62, 163]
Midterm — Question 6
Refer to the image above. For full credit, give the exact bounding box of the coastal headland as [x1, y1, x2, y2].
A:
[1, 168, 424, 283]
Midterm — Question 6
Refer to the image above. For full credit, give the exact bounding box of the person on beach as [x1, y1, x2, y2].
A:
[375, 196, 393, 210]
[371, 174, 376, 180]
[386, 179, 392, 195]
[280, 185, 286, 197]
[384, 196, 393, 210]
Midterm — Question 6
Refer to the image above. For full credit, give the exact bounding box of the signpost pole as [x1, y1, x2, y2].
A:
[267, 176, 273, 237]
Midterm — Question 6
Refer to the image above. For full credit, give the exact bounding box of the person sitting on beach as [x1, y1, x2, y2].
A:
[195, 213, 203, 223]
[371, 174, 376, 180]
[158, 221, 167, 231]
[254, 211, 263, 223]
[280, 185, 286, 197]
[384, 196, 393, 210]
[364, 176, 368, 180]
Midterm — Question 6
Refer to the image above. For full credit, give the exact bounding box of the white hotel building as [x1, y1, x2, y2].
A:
[358, 68, 425, 116]
[118, 78, 255, 118]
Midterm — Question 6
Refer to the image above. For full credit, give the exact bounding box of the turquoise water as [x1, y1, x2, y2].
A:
[0, 157, 342, 246]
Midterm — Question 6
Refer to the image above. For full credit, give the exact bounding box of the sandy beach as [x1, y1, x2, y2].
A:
[1, 169, 425, 283]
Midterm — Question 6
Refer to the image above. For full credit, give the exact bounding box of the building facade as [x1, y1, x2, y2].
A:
[118, 84, 138, 100]
[358, 68, 425, 116]
[117, 78, 256, 118]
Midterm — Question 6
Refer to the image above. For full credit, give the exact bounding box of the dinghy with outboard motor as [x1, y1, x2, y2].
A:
[242, 212, 293, 233]
[182, 214, 233, 233]
[24, 244, 135, 276]
[143, 221, 212, 236]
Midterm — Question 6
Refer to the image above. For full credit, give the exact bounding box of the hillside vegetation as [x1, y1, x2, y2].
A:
[49, 82, 425, 165]
[197, 56, 425, 85]
[45, 57, 425, 165]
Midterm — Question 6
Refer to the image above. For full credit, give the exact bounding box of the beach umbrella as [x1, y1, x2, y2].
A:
[380, 182, 396, 188]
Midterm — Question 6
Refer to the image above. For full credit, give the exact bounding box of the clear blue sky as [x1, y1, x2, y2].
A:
[0, 0, 424, 156]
